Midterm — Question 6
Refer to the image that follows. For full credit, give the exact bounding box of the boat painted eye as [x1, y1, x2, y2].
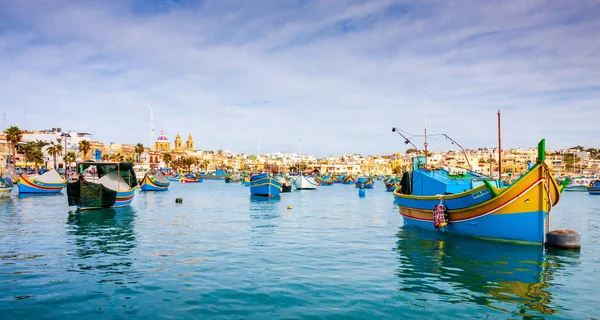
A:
[524, 199, 530, 203]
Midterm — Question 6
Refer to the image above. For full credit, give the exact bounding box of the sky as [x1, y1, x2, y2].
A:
[1, 0, 599, 157]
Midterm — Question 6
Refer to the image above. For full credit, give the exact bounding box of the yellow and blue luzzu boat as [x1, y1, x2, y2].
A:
[393, 139, 566, 244]
[140, 171, 170, 191]
[67, 162, 138, 211]
[250, 173, 282, 197]
[16, 169, 66, 194]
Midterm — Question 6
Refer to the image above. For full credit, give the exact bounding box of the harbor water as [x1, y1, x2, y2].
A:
[1, 182, 598, 319]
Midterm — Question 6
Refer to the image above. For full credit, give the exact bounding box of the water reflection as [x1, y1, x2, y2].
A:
[66, 208, 137, 276]
[248, 195, 280, 247]
[394, 226, 574, 317]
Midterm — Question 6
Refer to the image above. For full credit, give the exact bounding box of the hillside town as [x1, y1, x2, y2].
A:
[2, 126, 599, 178]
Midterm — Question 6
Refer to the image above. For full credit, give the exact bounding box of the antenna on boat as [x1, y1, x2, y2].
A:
[2, 112, 6, 177]
[423, 92, 428, 162]
[391, 127, 419, 152]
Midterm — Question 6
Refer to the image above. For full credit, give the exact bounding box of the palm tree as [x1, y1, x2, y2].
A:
[162, 153, 172, 168]
[78, 140, 91, 161]
[30, 149, 45, 173]
[63, 151, 77, 177]
[135, 143, 145, 164]
[4, 126, 23, 164]
[46, 142, 63, 170]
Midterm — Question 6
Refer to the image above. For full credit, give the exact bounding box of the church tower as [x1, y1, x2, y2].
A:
[174, 133, 183, 151]
[154, 129, 171, 152]
[185, 133, 194, 151]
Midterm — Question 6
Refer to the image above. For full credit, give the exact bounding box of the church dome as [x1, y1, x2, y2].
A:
[156, 129, 170, 142]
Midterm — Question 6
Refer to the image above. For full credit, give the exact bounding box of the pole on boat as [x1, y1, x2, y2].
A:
[497, 110, 502, 180]
[423, 92, 428, 163]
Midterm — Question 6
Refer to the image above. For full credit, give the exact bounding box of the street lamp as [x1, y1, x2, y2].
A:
[61, 132, 71, 177]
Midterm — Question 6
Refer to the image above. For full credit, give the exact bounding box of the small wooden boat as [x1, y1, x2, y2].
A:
[67, 162, 138, 211]
[0, 175, 12, 198]
[199, 169, 226, 180]
[140, 171, 170, 191]
[16, 169, 66, 194]
[393, 139, 565, 244]
[166, 174, 180, 182]
[564, 177, 592, 192]
[355, 176, 374, 188]
[588, 180, 600, 195]
[180, 174, 202, 183]
[316, 174, 334, 186]
[250, 173, 282, 197]
[385, 177, 400, 192]
[342, 175, 355, 184]
[294, 175, 317, 190]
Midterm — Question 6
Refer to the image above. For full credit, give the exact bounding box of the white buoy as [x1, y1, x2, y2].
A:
[547, 230, 580, 249]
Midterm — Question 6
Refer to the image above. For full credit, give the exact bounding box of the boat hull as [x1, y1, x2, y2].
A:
[588, 187, 600, 195]
[0, 186, 12, 198]
[294, 175, 317, 190]
[250, 175, 282, 197]
[140, 175, 170, 191]
[79, 188, 136, 211]
[395, 163, 561, 244]
[17, 175, 66, 194]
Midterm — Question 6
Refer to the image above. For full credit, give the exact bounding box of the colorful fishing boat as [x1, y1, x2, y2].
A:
[16, 169, 66, 194]
[316, 174, 334, 186]
[250, 173, 282, 197]
[393, 139, 565, 244]
[67, 162, 138, 211]
[242, 175, 251, 186]
[165, 174, 180, 182]
[588, 180, 600, 195]
[140, 171, 170, 191]
[355, 176, 374, 188]
[180, 174, 202, 183]
[342, 175, 355, 184]
[0, 175, 12, 198]
[385, 176, 400, 192]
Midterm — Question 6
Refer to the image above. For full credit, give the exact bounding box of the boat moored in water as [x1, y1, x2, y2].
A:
[294, 174, 318, 190]
[393, 139, 565, 244]
[140, 171, 170, 191]
[250, 173, 282, 197]
[67, 162, 138, 211]
[16, 169, 66, 194]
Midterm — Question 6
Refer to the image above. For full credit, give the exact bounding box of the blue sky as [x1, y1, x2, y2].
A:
[1, 0, 599, 156]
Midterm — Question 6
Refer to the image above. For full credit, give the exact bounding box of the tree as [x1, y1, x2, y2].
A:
[63, 151, 77, 177]
[46, 142, 63, 170]
[162, 153, 172, 168]
[406, 148, 418, 154]
[30, 149, 45, 173]
[78, 140, 91, 161]
[570, 145, 585, 151]
[135, 143, 145, 164]
[4, 126, 23, 164]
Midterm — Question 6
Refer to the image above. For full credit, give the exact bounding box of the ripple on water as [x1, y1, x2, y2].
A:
[0, 183, 598, 318]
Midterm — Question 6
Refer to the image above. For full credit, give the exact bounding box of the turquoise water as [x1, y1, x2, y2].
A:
[0, 182, 598, 319]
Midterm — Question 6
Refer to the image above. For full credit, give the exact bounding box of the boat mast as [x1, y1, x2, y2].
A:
[150, 105, 154, 148]
[498, 110, 502, 179]
[2, 112, 6, 178]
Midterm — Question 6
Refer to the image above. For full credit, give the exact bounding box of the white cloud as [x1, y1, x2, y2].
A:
[0, 0, 598, 156]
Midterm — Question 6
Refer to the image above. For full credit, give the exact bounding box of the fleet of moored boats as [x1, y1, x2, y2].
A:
[1, 138, 598, 245]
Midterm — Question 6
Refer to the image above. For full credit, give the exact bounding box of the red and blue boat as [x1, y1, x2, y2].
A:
[393, 139, 566, 244]
[16, 169, 66, 194]
[250, 173, 282, 197]
[355, 176, 374, 188]
[140, 171, 170, 191]
[67, 162, 138, 211]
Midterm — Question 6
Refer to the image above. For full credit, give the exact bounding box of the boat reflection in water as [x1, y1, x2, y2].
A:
[66, 207, 137, 273]
[394, 226, 580, 317]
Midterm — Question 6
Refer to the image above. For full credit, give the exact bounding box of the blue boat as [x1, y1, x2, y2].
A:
[393, 139, 565, 244]
[355, 176, 374, 188]
[165, 174, 180, 182]
[385, 177, 400, 192]
[250, 173, 282, 197]
[588, 180, 600, 195]
[16, 169, 66, 194]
